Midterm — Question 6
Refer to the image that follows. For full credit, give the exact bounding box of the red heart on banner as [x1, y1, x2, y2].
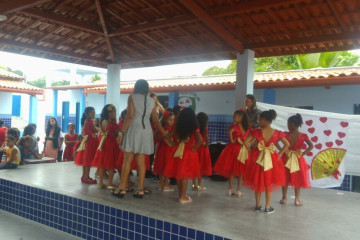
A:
[306, 152, 313, 157]
[302, 143, 307, 150]
[324, 130, 332, 136]
[338, 132, 346, 138]
[308, 128, 315, 134]
[311, 136, 318, 142]
[305, 120, 313, 126]
[340, 122, 349, 128]
[320, 117, 328, 123]
[335, 140, 344, 146]
[315, 143, 322, 150]
[326, 142, 333, 148]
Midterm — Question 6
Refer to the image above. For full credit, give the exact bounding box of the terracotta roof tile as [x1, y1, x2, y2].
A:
[0, 68, 24, 80]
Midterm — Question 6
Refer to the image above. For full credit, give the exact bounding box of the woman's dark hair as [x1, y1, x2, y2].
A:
[288, 113, 303, 128]
[234, 110, 249, 131]
[81, 107, 95, 127]
[173, 105, 181, 116]
[259, 109, 277, 123]
[28, 123, 37, 130]
[7, 128, 20, 139]
[100, 104, 115, 125]
[197, 112, 209, 134]
[120, 109, 127, 120]
[176, 108, 198, 141]
[246, 94, 257, 108]
[45, 117, 61, 149]
[23, 125, 35, 136]
[161, 111, 174, 127]
[134, 79, 150, 129]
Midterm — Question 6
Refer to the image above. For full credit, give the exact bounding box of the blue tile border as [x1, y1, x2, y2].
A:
[0, 178, 229, 240]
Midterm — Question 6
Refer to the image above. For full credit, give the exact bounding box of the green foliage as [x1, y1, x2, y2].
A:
[51, 80, 70, 86]
[0, 66, 24, 76]
[202, 51, 359, 75]
[27, 77, 46, 88]
[91, 74, 102, 82]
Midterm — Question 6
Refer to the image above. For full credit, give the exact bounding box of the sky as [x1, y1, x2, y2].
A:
[0, 51, 231, 82]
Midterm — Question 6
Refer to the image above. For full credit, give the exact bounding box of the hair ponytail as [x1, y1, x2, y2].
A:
[260, 109, 277, 123]
[288, 113, 303, 127]
[81, 107, 95, 127]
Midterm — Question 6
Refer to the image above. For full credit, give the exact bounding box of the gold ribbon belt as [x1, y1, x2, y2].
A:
[76, 135, 88, 152]
[174, 137, 189, 159]
[285, 149, 302, 173]
[256, 140, 275, 171]
[237, 138, 248, 164]
[97, 131, 108, 151]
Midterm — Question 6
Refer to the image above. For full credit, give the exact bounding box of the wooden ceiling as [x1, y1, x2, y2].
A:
[0, 0, 359, 68]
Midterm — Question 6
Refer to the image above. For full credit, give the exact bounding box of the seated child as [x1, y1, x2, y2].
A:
[18, 136, 40, 165]
[0, 136, 21, 169]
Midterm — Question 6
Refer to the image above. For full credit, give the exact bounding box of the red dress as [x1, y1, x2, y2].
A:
[282, 132, 311, 189]
[197, 129, 212, 176]
[75, 119, 99, 166]
[92, 121, 120, 170]
[153, 126, 176, 175]
[116, 117, 150, 170]
[244, 129, 286, 193]
[214, 125, 249, 178]
[63, 133, 78, 161]
[164, 130, 201, 180]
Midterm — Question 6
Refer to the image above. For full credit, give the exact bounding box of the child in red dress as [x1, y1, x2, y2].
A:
[75, 107, 99, 184]
[192, 112, 212, 191]
[63, 123, 78, 162]
[92, 104, 119, 189]
[214, 110, 250, 197]
[244, 110, 289, 214]
[153, 111, 176, 191]
[164, 108, 202, 203]
[280, 114, 313, 206]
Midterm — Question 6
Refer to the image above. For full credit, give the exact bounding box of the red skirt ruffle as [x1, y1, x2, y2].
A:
[213, 143, 246, 178]
[243, 150, 285, 193]
[282, 155, 311, 189]
[153, 143, 176, 175]
[116, 150, 150, 171]
[74, 136, 98, 166]
[91, 138, 120, 170]
[63, 145, 75, 162]
[197, 145, 212, 176]
[163, 147, 201, 180]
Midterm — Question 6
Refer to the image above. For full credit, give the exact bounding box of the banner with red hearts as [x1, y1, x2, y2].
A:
[258, 102, 360, 188]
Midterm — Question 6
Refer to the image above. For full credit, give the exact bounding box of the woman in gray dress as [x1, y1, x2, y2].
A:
[113, 79, 167, 198]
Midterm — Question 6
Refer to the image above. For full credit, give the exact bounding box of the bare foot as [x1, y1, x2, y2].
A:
[294, 200, 303, 206]
[280, 198, 287, 204]
[179, 196, 193, 204]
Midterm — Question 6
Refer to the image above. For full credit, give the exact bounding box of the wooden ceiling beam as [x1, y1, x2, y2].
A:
[109, 15, 197, 37]
[20, 8, 103, 35]
[0, 0, 51, 13]
[95, 0, 115, 63]
[0, 38, 109, 65]
[179, 0, 244, 53]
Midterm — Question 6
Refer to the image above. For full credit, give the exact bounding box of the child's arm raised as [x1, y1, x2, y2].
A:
[278, 137, 290, 158]
[302, 138, 314, 156]
[192, 132, 203, 152]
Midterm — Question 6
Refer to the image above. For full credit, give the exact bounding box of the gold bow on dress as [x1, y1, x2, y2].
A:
[256, 140, 275, 171]
[76, 135, 88, 152]
[237, 138, 248, 164]
[285, 149, 302, 173]
[97, 131, 108, 151]
[174, 137, 189, 159]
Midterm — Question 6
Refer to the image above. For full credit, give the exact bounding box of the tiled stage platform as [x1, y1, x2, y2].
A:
[1, 162, 360, 240]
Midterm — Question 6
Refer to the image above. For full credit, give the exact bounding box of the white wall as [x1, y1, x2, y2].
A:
[20, 94, 30, 121]
[0, 92, 12, 114]
[69, 90, 81, 114]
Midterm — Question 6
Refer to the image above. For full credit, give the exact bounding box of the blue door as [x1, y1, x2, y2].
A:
[12, 95, 21, 116]
[75, 102, 80, 134]
[62, 102, 70, 132]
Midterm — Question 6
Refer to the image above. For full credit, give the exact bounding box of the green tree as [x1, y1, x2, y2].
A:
[91, 74, 102, 82]
[51, 80, 70, 86]
[27, 77, 46, 88]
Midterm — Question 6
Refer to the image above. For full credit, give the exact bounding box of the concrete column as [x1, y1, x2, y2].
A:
[263, 89, 276, 104]
[104, 94, 107, 105]
[106, 64, 121, 113]
[53, 90, 58, 117]
[235, 50, 255, 110]
[168, 92, 179, 108]
[29, 95, 38, 124]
